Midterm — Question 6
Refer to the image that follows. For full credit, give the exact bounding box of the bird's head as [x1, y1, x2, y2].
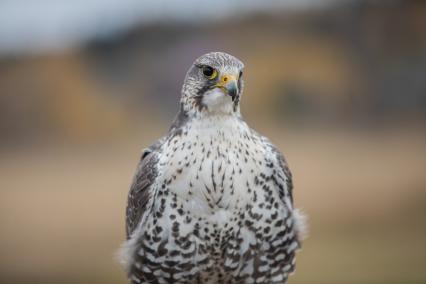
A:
[181, 52, 244, 116]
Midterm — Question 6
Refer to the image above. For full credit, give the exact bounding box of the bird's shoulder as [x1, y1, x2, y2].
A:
[251, 129, 291, 170]
[125, 109, 190, 238]
[250, 128, 294, 199]
[125, 137, 166, 239]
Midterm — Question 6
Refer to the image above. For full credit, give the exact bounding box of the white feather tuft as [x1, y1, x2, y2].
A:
[293, 208, 308, 242]
[116, 239, 137, 273]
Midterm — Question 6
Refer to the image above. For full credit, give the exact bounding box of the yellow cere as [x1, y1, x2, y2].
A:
[218, 74, 237, 86]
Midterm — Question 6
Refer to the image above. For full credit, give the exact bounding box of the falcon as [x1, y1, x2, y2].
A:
[120, 52, 305, 284]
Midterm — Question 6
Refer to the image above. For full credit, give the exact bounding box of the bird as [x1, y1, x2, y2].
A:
[119, 52, 306, 284]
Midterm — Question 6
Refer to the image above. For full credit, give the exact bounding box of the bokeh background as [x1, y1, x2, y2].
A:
[1, 0, 425, 283]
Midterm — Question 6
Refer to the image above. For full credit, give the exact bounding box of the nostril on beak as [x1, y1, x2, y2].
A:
[223, 76, 228, 82]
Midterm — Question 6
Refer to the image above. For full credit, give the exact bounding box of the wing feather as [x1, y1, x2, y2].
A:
[269, 143, 294, 204]
[268, 141, 308, 242]
[125, 110, 188, 239]
[254, 131, 294, 205]
[125, 139, 163, 239]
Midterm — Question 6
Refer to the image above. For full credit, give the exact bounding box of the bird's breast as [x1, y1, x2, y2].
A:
[158, 117, 270, 220]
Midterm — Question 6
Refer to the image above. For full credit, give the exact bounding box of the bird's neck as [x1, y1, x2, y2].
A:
[190, 113, 243, 131]
[180, 92, 241, 119]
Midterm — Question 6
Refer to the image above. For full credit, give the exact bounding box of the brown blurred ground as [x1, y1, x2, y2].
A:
[1, 1, 426, 283]
[1, 126, 425, 284]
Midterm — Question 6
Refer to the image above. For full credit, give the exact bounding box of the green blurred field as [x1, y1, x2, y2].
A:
[1, 125, 425, 284]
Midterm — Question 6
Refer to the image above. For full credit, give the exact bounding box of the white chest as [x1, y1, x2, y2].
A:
[157, 116, 272, 219]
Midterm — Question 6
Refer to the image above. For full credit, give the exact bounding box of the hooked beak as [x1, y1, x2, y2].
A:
[215, 74, 238, 101]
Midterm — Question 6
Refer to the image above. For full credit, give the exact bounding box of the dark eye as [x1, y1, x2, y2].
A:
[202, 66, 217, 79]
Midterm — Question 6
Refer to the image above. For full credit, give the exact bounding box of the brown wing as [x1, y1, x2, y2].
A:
[125, 140, 163, 239]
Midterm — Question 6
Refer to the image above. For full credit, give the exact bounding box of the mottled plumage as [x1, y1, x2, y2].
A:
[120, 52, 305, 284]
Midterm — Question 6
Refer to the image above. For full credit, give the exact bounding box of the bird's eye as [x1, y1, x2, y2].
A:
[202, 66, 217, 79]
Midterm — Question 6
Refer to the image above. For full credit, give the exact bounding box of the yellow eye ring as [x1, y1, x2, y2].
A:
[202, 66, 217, 79]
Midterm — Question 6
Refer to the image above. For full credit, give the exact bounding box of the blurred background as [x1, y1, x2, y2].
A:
[1, 0, 425, 283]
